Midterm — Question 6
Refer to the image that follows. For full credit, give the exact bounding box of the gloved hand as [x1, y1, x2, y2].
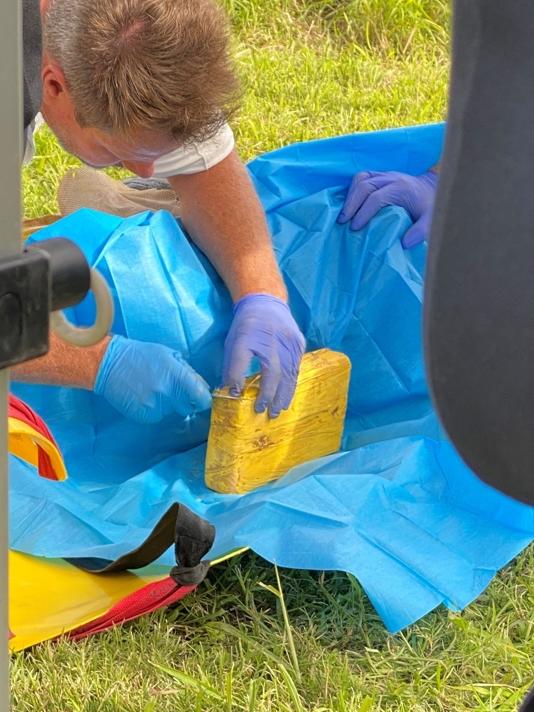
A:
[94, 335, 212, 424]
[337, 169, 438, 248]
[222, 294, 306, 418]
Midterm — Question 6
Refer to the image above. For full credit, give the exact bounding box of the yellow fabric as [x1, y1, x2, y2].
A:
[205, 349, 351, 493]
[8, 417, 68, 481]
[9, 551, 167, 651]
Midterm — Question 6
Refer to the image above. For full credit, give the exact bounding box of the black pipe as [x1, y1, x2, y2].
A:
[28, 238, 91, 312]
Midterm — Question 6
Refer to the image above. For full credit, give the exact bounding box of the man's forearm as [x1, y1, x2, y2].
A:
[168, 149, 287, 302]
[11, 332, 109, 389]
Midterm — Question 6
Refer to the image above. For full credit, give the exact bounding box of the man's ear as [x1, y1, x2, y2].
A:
[41, 60, 67, 101]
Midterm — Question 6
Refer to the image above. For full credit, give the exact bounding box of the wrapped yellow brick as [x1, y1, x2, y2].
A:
[205, 349, 351, 494]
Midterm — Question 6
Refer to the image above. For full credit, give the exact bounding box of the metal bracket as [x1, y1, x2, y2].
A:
[0, 238, 92, 370]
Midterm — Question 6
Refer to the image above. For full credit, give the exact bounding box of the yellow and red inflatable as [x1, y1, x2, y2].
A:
[8, 395, 198, 652]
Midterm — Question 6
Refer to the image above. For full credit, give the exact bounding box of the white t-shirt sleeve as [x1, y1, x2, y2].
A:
[153, 123, 235, 179]
[23, 123, 36, 165]
[22, 113, 44, 165]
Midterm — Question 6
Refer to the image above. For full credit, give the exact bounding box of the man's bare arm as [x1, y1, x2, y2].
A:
[11, 332, 109, 388]
[11, 331, 212, 423]
[168, 149, 287, 302]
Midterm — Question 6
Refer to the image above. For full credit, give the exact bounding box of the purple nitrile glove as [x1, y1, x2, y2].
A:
[337, 169, 438, 248]
[222, 294, 306, 418]
[95, 335, 212, 424]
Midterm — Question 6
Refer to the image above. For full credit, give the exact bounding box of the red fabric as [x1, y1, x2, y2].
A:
[68, 577, 196, 641]
[8, 395, 61, 480]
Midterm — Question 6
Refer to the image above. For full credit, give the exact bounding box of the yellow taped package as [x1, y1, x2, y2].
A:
[205, 349, 351, 494]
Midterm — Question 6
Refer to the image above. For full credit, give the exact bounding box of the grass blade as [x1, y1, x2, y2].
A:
[150, 662, 224, 702]
[206, 622, 287, 668]
[277, 663, 305, 712]
[274, 565, 301, 682]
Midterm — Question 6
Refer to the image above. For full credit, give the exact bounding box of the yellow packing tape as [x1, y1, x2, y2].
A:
[206, 349, 351, 494]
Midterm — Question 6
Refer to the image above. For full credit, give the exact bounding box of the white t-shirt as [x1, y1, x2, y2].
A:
[153, 122, 235, 178]
[24, 116, 235, 176]
[23, 114, 44, 165]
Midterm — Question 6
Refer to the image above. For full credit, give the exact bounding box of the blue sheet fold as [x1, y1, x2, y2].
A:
[11, 123, 533, 632]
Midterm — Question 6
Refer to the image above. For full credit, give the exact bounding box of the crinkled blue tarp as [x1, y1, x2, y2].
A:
[11, 124, 534, 632]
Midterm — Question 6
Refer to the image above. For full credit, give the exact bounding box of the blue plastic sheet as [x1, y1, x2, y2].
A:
[11, 124, 534, 632]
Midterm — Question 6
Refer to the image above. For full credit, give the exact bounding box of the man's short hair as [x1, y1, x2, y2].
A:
[44, 0, 240, 143]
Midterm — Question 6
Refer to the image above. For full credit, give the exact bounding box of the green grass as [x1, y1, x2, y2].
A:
[12, 550, 534, 711]
[14, 1, 534, 710]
